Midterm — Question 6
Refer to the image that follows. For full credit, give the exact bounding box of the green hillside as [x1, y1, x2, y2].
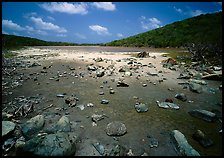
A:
[2, 34, 78, 50]
[105, 12, 222, 48]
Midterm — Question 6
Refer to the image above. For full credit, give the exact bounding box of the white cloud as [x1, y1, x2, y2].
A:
[92, 2, 116, 11]
[189, 10, 204, 17]
[2, 19, 25, 31]
[174, 6, 183, 13]
[57, 34, 67, 37]
[36, 30, 48, 36]
[140, 16, 162, 30]
[40, 2, 88, 15]
[25, 26, 35, 32]
[117, 33, 123, 38]
[89, 25, 110, 35]
[75, 33, 86, 39]
[30, 17, 67, 33]
[2, 30, 9, 34]
[47, 16, 55, 21]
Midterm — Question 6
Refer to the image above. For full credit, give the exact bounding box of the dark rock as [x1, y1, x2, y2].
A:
[109, 90, 115, 94]
[65, 96, 78, 107]
[137, 51, 149, 58]
[106, 121, 127, 136]
[147, 136, 158, 148]
[101, 99, 109, 104]
[171, 130, 200, 156]
[188, 109, 216, 122]
[192, 130, 214, 147]
[117, 81, 129, 87]
[87, 65, 97, 71]
[175, 93, 187, 102]
[2, 137, 16, 153]
[2, 121, 16, 138]
[49, 116, 71, 133]
[135, 103, 148, 113]
[95, 57, 103, 62]
[23, 132, 76, 156]
[21, 115, 45, 139]
[2, 112, 13, 121]
[189, 83, 202, 93]
[96, 70, 105, 77]
[165, 98, 173, 103]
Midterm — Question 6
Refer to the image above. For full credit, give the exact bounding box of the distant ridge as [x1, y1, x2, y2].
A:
[105, 12, 222, 48]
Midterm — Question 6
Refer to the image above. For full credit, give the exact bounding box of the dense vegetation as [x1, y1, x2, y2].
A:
[105, 12, 222, 48]
[2, 34, 80, 50]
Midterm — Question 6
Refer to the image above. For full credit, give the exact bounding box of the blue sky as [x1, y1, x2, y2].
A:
[2, 2, 222, 44]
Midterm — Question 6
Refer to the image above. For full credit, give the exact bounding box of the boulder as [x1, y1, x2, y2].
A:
[23, 132, 76, 156]
[137, 51, 149, 58]
[171, 130, 200, 156]
[175, 93, 187, 102]
[135, 103, 148, 113]
[188, 109, 216, 122]
[189, 83, 202, 93]
[106, 121, 127, 136]
[192, 130, 214, 147]
[2, 121, 16, 138]
[49, 116, 71, 133]
[21, 115, 45, 139]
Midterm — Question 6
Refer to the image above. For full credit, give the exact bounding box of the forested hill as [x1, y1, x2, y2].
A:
[2, 34, 78, 50]
[105, 12, 222, 48]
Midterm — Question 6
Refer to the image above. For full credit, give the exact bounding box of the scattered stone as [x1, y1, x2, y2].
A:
[177, 73, 191, 79]
[2, 112, 13, 121]
[137, 51, 149, 58]
[109, 144, 127, 156]
[41, 70, 47, 73]
[117, 81, 129, 87]
[99, 91, 104, 95]
[65, 96, 78, 107]
[21, 115, 45, 139]
[141, 152, 148, 156]
[57, 94, 65, 98]
[165, 98, 173, 103]
[168, 88, 174, 91]
[135, 103, 148, 113]
[54, 116, 71, 132]
[175, 93, 187, 102]
[147, 72, 158, 76]
[76, 105, 85, 110]
[87, 65, 97, 71]
[127, 149, 134, 156]
[2, 137, 16, 153]
[156, 101, 179, 109]
[213, 66, 222, 71]
[125, 71, 132, 76]
[147, 136, 159, 148]
[192, 129, 214, 147]
[161, 58, 177, 66]
[87, 103, 94, 107]
[2, 121, 16, 138]
[142, 84, 147, 87]
[171, 130, 200, 156]
[188, 109, 216, 122]
[109, 90, 115, 94]
[15, 136, 26, 154]
[189, 83, 202, 93]
[101, 99, 109, 104]
[91, 114, 104, 122]
[95, 57, 103, 62]
[92, 142, 104, 155]
[106, 121, 127, 136]
[201, 74, 222, 81]
[22, 132, 76, 156]
[96, 70, 105, 77]
[189, 79, 207, 85]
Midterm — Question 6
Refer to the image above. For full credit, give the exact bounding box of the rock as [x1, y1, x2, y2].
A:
[106, 121, 127, 136]
[161, 58, 177, 65]
[213, 66, 222, 71]
[65, 96, 78, 107]
[148, 136, 159, 148]
[54, 116, 71, 132]
[92, 142, 104, 155]
[23, 132, 76, 156]
[109, 144, 127, 156]
[118, 67, 126, 72]
[91, 114, 104, 122]
[95, 57, 103, 62]
[76, 105, 85, 110]
[99, 91, 104, 95]
[109, 90, 115, 94]
[2, 112, 13, 121]
[156, 101, 179, 109]
[96, 70, 105, 77]
[141, 152, 148, 156]
[201, 74, 222, 81]
[147, 72, 158, 76]
[21, 115, 45, 139]
[127, 149, 134, 156]
[192, 130, 214, 147]
[189, 79, 207, 85]
[188, 109, 216, 122]
[165, 98, 173, 103]
[57, 94, 65, 98]
[87, 103, 94, 107]
[117, 81, 129, 87]
[87, 65, 97, 71]
[2, 121, 16, 138]
[124, 71, 132, 76]
[177, 73, 191, 79]
[189, 83, 202, 93]
[137, 51, 149, 58]
[101, 99, 109, 104]
[135, 103, 148, 113]
[15, 136, 26, 154]
[142, 84, 147, 87]
[171, 130, 200, 156]
[175, 93, 187, 102]
[2, 137, 16, 153]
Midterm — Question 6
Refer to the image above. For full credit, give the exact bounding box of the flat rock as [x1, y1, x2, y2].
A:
[21, 115, 45, 139]
[192, 129, 214, 147]
[189, 83, 202, 93]
[156, 101, 179, 109]
[135, 103, 148, 113]
[175, 93, 187, 102]
[117, 81, 129, 87]
[101, 99, 109, 104]
[188, 109, 216, 122]
[171, 130, 200, 156]
[2, 121, 16, 138]
[23, 132, 76, 156]
[106, 121, 127, 136]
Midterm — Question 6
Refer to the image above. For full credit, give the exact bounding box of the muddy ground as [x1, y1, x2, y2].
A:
[2, 46, 222, 156]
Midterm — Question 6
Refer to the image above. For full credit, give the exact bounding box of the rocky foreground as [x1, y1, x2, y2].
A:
[2, 47, 222, 156]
